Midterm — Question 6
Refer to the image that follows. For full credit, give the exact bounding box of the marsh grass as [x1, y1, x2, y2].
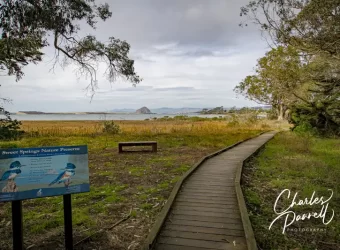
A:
[243, 132, 340, 250]
[20, 116, 286, 138]
[1, 118, 294, 249]
[0, 118, 282, 249]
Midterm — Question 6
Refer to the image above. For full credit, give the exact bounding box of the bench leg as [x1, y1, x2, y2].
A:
[152, 144, 157, 152]
[118, 145, 123, 153]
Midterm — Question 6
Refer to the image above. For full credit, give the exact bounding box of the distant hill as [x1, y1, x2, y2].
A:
[136, 107, 152, 114]
[18, 111, 45, 114]
[200, 106, 226, 114]
[109, 108, 135, 113]
[151, 107, 202, 114]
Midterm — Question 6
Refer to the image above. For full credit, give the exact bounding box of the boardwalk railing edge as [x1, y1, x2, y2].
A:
[234, 131, 277, 250]
[143, 131, 268, 250]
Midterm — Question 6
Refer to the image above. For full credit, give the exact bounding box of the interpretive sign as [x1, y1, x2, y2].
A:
[0, 145, 89, 202]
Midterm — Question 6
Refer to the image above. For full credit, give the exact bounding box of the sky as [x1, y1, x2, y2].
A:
[1, 0, 270, 112]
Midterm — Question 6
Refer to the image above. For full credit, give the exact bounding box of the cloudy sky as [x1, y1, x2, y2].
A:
[2, 0, 269, 112]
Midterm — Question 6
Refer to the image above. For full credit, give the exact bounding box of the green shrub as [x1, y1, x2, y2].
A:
[0, 107, 24, 140]
[293, 122, 318, 136]
[102, 120, 120, 134]
[227, 114, 240, 127]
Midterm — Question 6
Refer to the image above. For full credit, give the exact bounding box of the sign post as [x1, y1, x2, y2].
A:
[63, 194, 73, 250]
[0, 145, 89, 250]
[12, 200, 23, 250]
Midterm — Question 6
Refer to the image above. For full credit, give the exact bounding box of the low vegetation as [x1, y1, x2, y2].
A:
[0, 118, 278, 250]
[243, 132, 340, 250]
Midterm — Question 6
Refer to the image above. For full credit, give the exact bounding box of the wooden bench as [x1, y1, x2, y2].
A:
[118, 141, 157, 153]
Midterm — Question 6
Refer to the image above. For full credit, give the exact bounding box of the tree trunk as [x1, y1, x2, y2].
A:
[277, 103, 284, 121]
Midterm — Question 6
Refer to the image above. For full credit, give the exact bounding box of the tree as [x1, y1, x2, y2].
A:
[0, 104, 23, 140]
[240, 0, 340, 58]
[234, 46, 304, 120]
[0, 1, 142, 139]
[0, 0, 141, 95]
[241, 0, 340, 134]
[289, 55, 340, 135]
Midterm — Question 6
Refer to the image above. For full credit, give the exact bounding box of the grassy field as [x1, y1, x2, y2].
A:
[243, 132, 340, 250]
[0, 117, 280, 250]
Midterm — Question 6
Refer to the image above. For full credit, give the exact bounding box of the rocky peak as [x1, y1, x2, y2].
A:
[135, 107, 152, 114]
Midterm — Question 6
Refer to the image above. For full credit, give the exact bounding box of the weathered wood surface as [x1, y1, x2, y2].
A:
[151, 132, 276, 250]
[118, 141, 157, 153]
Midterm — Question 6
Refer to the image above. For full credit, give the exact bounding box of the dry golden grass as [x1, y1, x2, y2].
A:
[21, 118, 287, 137]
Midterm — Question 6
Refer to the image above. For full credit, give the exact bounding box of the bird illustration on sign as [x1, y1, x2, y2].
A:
[1, 161, 25, 192]
[49, 163, 76, 187]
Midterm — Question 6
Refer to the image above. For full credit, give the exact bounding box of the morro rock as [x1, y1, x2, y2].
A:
[135, 106, 152, 114]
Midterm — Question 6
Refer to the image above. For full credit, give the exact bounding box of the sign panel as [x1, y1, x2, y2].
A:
[0, 145, 89, 202]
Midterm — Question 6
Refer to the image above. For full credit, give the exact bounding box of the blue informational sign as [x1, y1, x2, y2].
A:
[0, 145, 89, 202]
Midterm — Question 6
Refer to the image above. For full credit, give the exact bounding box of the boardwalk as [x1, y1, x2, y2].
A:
[151, 132, 276, 250]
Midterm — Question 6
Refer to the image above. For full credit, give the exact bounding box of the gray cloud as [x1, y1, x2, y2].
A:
[153, 87, 196, 92]
[93, 0, 262, 48]
[2, 0, 268, 112]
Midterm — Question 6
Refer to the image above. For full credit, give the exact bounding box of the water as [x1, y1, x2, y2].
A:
[7, 113, 227, 121]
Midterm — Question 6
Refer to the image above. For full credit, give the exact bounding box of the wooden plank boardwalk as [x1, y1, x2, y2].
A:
[151, 132, 276, 250]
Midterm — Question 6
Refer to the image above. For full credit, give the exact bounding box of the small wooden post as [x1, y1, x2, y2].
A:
[152, 143, 157, 152]
[63, 194, 73, 250]
[12, 200, 23, 250]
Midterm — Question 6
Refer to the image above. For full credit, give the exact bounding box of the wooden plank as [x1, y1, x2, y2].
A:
[119, 141, 157, 145]
[182, 183, 235, 188]
[164, 224, 245, 237]
[157, 236, 247, 250]
[179, 189, 231, 195]
[180, 186, 234, 192]
[180, 189, 235, 195]
[172, 205, 239, 214]
[175, 201, 238, 209]
[169, 214, 241, 224]
[185, 180, 233, 185]
[170, 210, 241, 219]
[190, 170, 232, 173]
[166, 218, 244, 230]
[177, 194, 236, 202]
[155, 243, 215, 250]
[190, 173, 229, 177]
[188, 176, 228, 181]
[179, 191, 234, 197]
[160, 230, 247, 244]
[180, 187, 234, 193]
[176, 197, 236, 205]
[118, 141, 157, 153]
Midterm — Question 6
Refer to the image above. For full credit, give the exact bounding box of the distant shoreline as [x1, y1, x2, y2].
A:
[15, 112, 136, 115]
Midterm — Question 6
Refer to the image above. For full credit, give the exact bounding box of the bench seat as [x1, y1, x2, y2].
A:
[118, 141, 157, 153]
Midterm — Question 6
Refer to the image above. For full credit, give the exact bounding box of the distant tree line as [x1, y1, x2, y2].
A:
[235, 0, 340, 136]
[201, 106, 270, 116]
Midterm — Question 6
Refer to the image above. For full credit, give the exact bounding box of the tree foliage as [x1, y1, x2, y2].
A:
[240, 0, 340, 135]
[235, 46, 304, 120]
[0, 1, 142, 139]
[0, 105, 23, 140]
[0, 0, 141, 94]
[240, 0, 340, 57]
